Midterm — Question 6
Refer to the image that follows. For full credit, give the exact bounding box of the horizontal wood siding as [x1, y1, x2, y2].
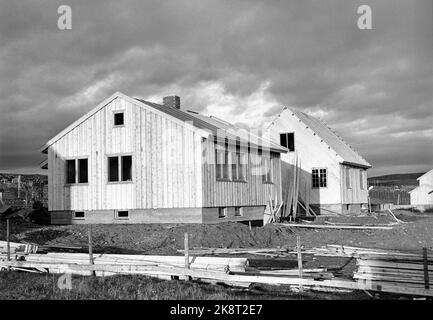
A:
[201, 138, 282, 207]
[48, 97, 202, 211]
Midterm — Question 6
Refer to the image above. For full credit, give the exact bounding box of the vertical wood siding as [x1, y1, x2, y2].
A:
[48, 97, 202, 211]
[201, 138, 282, 207]
[340, 165, 368, 204]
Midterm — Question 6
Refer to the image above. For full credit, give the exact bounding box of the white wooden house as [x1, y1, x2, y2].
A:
[409, 169, 433, 211]
[267, 107, 372, 215]
[40, 92, 287, 224]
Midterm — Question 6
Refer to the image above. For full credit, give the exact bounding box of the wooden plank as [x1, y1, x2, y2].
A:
[278, 223, 393, 230]
[2, 260, 432, 297]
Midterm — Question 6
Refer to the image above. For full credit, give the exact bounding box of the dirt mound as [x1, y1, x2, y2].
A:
[16, 222, 296, 254]
[7, 210, 433, 255]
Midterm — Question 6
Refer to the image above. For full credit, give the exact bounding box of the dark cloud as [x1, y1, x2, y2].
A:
[0, 0, 431, 176]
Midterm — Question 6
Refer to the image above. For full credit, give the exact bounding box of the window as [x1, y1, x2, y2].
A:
[312, 168, 327, 188]
[218, 207, 227, 218]
[108, 155, 132, 182]
[232, 152, 247, 181]
[215, 144, 230, 180]
[346, 167, 351, 189]
[114, 112, 124, 126]
[280, 132, 295, 151]
[359, 170, 365, 190]
[262, 157, 273, 183]
[66, 160, 76, 184]
[78, 159, 88, 183]
[66, 158, 88, 184]
[234, 206, 243, 217]
[115, 210, 129, 219]
[121, 156, 132, 181]
[108, 157, 119, 182]
[73, 211, 85, 219]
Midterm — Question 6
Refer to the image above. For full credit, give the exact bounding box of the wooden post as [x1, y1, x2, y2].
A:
[368, 196, 371, 214]
[6, 218, 10, 263]
[423, 247, 430, 290]
[184, 232, 189, 281]
[88, 225, 95, 276]
[296, 236, 303, 292]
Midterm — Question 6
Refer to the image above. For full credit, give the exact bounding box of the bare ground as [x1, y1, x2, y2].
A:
[3, 210, 431, 255]
[1, 210, 432, 299]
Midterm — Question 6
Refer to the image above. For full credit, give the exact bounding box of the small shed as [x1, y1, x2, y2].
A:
[409, 169, 433, 211]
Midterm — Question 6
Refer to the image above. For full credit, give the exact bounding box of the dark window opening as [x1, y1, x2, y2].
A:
[218, 207, 227, 218]
[78, 159, 88, 183]
[114, 112, 124, 126]
[121, 156, 132, 181]
[66, 160, 76, 184]
[280, 132, 295, 151]
[312, 168, 327, 188]
[117, 210, 129, 218]
[108, 157, 119, 182]
[73, 211, 85, 219]
[234, 207, 243, 217]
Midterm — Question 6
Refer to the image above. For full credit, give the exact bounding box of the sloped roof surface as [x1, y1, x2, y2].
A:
[136, 99, 287, 153]
[185, 112, 284, 152]
[290, 108, 371, 168]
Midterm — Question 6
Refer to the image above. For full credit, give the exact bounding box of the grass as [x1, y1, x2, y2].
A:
[0, 271, 251, 300]
[0, 270, 370, 300]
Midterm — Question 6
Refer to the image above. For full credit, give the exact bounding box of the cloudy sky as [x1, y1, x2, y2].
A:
[0, 0, 431, 176]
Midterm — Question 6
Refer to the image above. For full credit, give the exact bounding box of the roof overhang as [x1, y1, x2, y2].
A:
[341, 161, 372, 169]
[39, 159, 48, 169]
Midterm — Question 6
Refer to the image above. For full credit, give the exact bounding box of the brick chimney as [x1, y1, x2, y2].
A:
[163, 96, 180, 109]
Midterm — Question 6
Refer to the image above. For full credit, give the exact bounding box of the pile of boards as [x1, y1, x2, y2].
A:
[354, 249, 432, 292]
[1, 241, 433, 297]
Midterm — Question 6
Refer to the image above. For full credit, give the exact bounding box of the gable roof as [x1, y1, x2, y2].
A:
[274, 107, 371, 168]
[40, 92, 287, 154]
[417, 169, 433, 181]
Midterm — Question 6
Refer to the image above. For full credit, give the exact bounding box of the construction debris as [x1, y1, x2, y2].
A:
[277, 223, 394, 230]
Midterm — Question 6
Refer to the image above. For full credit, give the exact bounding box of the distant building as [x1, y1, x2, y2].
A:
[409, 169, 433, 211]
[267, 107, 372, 215]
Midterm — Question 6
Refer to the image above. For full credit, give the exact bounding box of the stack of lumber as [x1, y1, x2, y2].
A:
[277, 223, 393, 230]
[0, 252, 248, 276]
[0, 240, 38, 254]
[354, 249, 432, 291]
[177, 247, 291, 256]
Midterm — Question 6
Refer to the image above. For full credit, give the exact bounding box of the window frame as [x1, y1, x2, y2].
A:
[218, 207, 227, 218]
[262, 156, 273, 184]
[115, 210, 130, 220]
[113, 110, 125, 127]
[359, 170, 365, 190]
[279, 132, 295, 152]
[231, 151, 248, 182]
[215, 143, 231, 181]
[312, 167, 328, 189]
[234, 206, 243, 217]
[345, 167, 352, 189]
[72, 211, 85, 220]
[107, 154, 133, 184]
[65, 157, 89, 185]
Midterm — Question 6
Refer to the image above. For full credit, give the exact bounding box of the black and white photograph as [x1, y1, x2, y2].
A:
[0, 0, 432, 307]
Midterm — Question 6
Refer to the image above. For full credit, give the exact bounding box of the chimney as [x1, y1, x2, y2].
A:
[163, 95, 181, 109]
